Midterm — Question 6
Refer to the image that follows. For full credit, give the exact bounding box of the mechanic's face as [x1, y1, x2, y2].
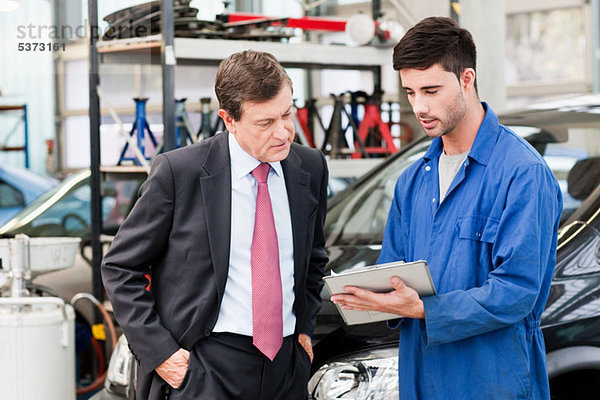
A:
[219, 85, 295, 163]
[401, 63, 469, 139]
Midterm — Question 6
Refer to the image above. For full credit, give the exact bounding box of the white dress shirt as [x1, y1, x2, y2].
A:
[213, 132, 296, 337]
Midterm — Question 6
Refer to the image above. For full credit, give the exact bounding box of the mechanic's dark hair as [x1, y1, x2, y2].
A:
[215, 50, 293, 121]
[393, 16, 478, 91]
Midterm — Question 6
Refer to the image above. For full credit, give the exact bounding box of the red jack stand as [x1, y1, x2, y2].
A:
[355, 92, 398, 158]
[294, 100, 316, 148]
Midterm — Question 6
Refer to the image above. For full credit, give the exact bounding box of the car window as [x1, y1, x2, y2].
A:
[544, 126, 600, 224]
[1, 172, 142, 237]
[325, 127, 600, 247]
[102, 180, 141, 234]
[0, 180, 25, 208]
[7, 179, 93, 237]
[325, 141, 431, 246]
[327, 177, 356, 199]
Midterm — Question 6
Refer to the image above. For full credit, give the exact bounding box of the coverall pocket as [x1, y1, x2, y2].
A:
[457, 215, 499, 243]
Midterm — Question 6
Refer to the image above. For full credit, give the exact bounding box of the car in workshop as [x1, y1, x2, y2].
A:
[0, 169, 144, 300]
[93, 94, 600, 399]
[326, 158, 384, 199]
[0, 164, 58, 226]
[0, 169, 143, 239]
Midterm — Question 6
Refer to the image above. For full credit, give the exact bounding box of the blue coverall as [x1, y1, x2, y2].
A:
[378, 104, 562, 399]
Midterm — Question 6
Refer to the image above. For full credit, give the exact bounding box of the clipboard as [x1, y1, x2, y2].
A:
[323, 260, 436, 325]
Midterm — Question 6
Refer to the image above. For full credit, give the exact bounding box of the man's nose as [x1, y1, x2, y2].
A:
[273, 118, 291, 140]
[413, 95, 429, 116]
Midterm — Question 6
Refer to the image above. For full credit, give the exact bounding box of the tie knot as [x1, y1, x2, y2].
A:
[251, 163, 271, 183]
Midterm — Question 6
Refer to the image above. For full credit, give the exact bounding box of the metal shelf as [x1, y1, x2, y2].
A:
[96, 35, 392, 71]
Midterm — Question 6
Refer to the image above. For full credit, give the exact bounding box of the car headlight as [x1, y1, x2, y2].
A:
[105, 334, 135, 397]
[308, 347, 398, 399]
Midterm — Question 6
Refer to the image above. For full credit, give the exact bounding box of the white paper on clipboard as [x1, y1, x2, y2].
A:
[323, 260, 436, 325]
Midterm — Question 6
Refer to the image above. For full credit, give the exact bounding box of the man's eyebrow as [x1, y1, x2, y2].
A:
[254, 117, 273, 124]
[403, 85, 443, 91]
[255, 106, 293, 123]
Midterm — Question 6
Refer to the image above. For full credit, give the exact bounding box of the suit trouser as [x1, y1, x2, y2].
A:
[151, 333, 312, 400]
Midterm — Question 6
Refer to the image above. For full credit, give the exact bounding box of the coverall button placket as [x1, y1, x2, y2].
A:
[427, 175, 442, 260]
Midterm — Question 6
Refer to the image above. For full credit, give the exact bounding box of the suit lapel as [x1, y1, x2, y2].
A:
[200, 133, 232, 300]
[281, 148, 311, 287]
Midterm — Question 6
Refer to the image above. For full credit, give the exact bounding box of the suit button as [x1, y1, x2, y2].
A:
[203, 329, 211, 337]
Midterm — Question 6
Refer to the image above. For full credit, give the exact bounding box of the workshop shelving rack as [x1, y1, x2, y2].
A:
[0, 105, 29, 168]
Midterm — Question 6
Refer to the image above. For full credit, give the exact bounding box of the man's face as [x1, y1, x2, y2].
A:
[220, 85, 295, 163]
[400, 63, 468, 138]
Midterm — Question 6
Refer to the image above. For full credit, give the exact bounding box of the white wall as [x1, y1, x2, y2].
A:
[0, 0, 54, 174]
[461, 0, 507, 112]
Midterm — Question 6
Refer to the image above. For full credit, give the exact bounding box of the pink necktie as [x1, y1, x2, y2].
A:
[251, 163, 283, 361]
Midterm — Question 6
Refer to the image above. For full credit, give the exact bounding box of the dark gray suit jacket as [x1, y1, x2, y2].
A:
[102, 132, 328, 393]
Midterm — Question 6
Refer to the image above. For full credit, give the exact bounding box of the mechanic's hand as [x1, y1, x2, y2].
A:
[331, 276, 425, 319]
[298, 333, 314, 362]
[155, 348, 190, 389]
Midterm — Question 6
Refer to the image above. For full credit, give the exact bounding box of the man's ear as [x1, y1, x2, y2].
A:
[461, 68, 476, 91]
[218, 109, 236, 134]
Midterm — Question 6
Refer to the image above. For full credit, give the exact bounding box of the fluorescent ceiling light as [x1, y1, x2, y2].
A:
[0, 0, 19, 12]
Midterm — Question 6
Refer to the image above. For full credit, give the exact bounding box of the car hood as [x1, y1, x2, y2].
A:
[315, 244, 398, 341]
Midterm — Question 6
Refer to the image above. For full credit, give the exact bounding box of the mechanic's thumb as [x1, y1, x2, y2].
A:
[391, 276, 405, 290]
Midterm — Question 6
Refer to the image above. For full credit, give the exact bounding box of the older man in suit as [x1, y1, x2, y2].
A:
[102, 50, 329, 400]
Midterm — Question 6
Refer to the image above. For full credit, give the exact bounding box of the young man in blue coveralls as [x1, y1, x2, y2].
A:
[331, 17, 562, 399]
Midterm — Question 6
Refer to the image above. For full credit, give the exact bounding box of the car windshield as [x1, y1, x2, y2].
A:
[0, 170, 142, 238]
[325, 140, 432, 246]
[324, 124, 600, 247]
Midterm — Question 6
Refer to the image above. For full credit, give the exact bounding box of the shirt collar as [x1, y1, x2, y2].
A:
[228, 132, 283, 180]
[423, 102, 499, 166]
